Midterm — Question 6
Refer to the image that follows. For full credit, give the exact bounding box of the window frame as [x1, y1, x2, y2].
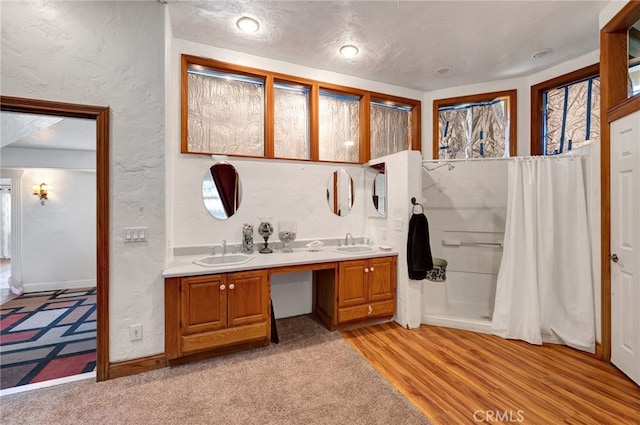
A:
[272, 78, 314, 160]
[181, 54, 421, 164]
[530, 63, 599, 156]
[432, 90, 517, 159]
[370, 93, 422, 160]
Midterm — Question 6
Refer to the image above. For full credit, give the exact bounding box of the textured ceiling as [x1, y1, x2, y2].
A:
[0, 112, 95, 152]
[168, 0, 609, 91]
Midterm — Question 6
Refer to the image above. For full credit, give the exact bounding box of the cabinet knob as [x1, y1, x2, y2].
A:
[219, 284, 226, 291]
[229, 283, 235, 290]
[364, 268, 369, 273]
[370, 267, 375, 272]
[368, 305, 373, 315]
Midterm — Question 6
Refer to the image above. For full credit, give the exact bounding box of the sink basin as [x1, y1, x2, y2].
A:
[193, 253, 254, 267]
[333, 245, 377, 254]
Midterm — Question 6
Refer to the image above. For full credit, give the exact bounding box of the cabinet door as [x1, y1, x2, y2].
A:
[181, 274, 227, 335]
[368, 257, 396, 302]
[338, 260, 368, 308]
[227, 270, 269, 328]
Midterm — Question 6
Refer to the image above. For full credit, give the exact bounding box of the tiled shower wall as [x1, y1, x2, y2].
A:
[421, 160, 508, 313]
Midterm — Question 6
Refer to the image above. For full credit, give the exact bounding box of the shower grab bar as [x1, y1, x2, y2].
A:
[442, 239, 503, 248]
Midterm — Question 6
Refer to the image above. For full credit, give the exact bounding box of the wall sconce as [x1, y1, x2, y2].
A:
[32, 183, 48, 205]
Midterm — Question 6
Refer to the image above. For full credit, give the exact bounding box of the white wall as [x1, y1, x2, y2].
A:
[1, 1, 166, 361]
[1, 148, 95, 171]
[20, 169, 96, 291]
[363, 150, 423, 328]
[170, 157, 366, 248]
[423, 50, 600, 159]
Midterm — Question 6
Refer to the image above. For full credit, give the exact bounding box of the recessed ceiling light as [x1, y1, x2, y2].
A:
[236, 16, 259, 33]
[339, 45, 359, 58]
[530, 48, 553, 60]
[435, 66, 452, 75]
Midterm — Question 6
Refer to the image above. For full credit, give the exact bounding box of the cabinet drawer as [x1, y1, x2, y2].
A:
[337, 300, 395, 324]
[181, 321, 268, 355]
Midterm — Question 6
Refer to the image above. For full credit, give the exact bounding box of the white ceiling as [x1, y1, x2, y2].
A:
[168, 0, 609, 91]
[0, 112, 95, 152]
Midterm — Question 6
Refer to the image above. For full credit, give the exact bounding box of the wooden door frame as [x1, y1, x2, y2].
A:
[0, 95, 110, 381]
[599, 1, 640, 362]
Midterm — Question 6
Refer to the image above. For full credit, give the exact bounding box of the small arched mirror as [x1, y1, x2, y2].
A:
[326, 169, 354, 217]
[202, 162, 241, 220]
[371, 163, 386, 217]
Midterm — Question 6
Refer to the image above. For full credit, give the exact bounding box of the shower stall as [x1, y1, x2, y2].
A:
[420, 158, 509, 333]
[419, 144, 600, 348]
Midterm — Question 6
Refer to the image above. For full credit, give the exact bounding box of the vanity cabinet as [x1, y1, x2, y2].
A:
[336, 257, 396, 324]
[165, 270, 270, 361]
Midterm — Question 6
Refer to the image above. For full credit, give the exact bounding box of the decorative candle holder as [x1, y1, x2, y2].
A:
[242, 223, 254, 253]
[278, 221, 297, 253]
[257, 219, 274, 254]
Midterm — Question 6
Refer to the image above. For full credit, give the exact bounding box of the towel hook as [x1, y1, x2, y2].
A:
[410, 197, 424, 214]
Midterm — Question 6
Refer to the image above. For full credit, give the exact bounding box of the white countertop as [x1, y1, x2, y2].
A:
[163, 246, 399, 278]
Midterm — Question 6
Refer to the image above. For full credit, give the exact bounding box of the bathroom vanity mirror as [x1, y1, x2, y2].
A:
[370, 163, 386, 217]
[202, 162, 242, 220]
[326, 169, 354, 217]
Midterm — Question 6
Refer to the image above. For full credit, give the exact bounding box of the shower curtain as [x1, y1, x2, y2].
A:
[492, 156, 595, 353]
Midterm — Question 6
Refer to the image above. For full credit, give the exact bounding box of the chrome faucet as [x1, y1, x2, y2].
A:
[222, 240, 227, 256]
[344, 233, 355, 246]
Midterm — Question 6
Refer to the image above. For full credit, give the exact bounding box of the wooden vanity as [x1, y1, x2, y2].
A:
[164, 253, 397, 364]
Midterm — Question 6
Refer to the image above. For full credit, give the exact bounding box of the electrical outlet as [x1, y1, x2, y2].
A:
[129, 324, 143, 341]
[394, 220, 403, 232]
[382, 229, 387, 241]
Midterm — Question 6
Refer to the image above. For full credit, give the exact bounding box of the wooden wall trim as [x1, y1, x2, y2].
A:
[0, 95, 110, 380]
[608, 93, 640, 123]
[108, 354, 167, 380]
[602, 1, 640, 32]
[599, 1, 640, 362]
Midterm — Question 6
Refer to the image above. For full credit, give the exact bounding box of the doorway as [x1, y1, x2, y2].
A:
[0, 96, 110, 383]
[610, 111, 640, 386]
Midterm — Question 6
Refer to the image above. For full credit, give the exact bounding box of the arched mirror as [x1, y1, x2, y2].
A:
[326, 169, 354, 217]
[202, 162, 241, 220]
[371, 163, 386, 217]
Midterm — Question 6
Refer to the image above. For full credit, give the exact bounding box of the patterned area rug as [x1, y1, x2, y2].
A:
[0, 288, 96, 390]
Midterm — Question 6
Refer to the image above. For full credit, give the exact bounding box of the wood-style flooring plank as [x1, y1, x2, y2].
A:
[342, 322, 640, 425]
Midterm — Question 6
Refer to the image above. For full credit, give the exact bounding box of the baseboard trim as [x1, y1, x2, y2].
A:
[22, 279, 97, 293]
[595, 342, 603, 360]
[108, 354, 167, 380]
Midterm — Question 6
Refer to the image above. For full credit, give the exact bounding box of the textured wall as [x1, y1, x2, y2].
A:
[2, 1, 166, 361]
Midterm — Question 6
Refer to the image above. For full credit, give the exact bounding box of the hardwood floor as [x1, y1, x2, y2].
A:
[342, 322, 640, 425]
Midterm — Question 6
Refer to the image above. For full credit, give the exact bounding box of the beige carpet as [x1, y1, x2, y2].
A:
[0, 315, 431, 425]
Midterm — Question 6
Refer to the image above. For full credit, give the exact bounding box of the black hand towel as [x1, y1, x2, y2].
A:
[407, 212, 433, 280]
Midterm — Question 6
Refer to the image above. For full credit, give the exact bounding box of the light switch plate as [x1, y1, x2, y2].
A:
[124, 227, 148, 243]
